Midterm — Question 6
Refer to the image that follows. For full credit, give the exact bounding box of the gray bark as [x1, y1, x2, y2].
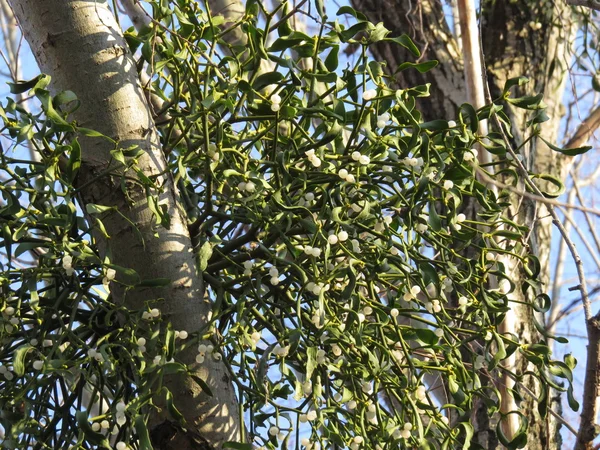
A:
[482, 2, 574, 448]
[7, 1, 241, 448]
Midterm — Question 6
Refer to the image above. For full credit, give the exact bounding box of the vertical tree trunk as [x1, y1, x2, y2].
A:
[482, 2, 574, 448]
[8, 1, 241, 448]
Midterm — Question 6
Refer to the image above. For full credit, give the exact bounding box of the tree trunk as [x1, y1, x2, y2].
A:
[351, 0, 465, 120]
[353, 0, 574, 448]
[482, 2, 574, 448]
[8, 1, 241, 448]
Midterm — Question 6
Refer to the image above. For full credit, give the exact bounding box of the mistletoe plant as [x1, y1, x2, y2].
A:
[0, 1, 581, 449]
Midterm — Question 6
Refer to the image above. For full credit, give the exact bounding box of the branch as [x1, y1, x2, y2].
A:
[118, 0, 151, 29]
[547, 188, 575, 337]
[565, 104, 600, 149]
[566, 0, 600, 11]
[474, 167, 600, 218]
[571, 167, 600, 257]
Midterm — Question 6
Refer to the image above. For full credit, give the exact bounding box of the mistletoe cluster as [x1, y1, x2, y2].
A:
[0, 1, 579, 449]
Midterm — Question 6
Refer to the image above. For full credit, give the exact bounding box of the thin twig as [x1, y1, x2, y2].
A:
[571, 168, 600, 253]
[548, 188, 576, 337]
[474, 167, 600, 218]
[565, 104, 600, 149]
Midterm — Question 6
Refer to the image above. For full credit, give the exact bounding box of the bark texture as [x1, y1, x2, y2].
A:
[8, 1, 241, 448]
[351, 0, 465, 120]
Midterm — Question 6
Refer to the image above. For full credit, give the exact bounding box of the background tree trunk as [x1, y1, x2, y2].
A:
[8, 0, 241, 448]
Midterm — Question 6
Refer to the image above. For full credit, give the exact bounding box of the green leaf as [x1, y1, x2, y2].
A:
[165, 328, 176, 360]
[268, 36, 307, 53]
[415, 328, 439, 346]
[342, 263, 356, 300]
[67, 139, 81, 181]
[369, 22, 389, 43]
[459, 103, 479, 133]
[386, 34, 420, 57]
[428, 204, 442, 232]
[396, 60, 438, 74]
[496, 413, 528, 449]
[13, 344, 33, 376]
[336, 6, 367, 20]
[253, 71, 284, 91]
[324, 46, 340, 72]
[2, 223, 12, 264]
[502, 76, 529, 94]
[34, 89, 74, 131]
[190, 374, 214, 397]
[421, 120, 449, 131]
[567, 384, 580, 411]
[540, 136, 592, 156]
[85, 203, 114, 215]
[506, 93, 545, 110]
[8, 74, 50, 94]
[306, 347, 318, 380]
[105, 264, 141, 286]
[528, 173, 565, 198]
[54, 90, 79, 113]
[164, 388, 185, 424]
[110, 149, 126, 166]
[197, 241, 214, 272]
[489, 332, 507, 371]
[564, 353, 577, 370]
[458, 422, 474, 449]
[367, 61, 384, 82]
[339, 22, 371, 42]
[0, 190, 21, 216]
[315, 0, 326, 18]
[135, 416, 153, 450]
[527, 109, 550, 126]
[547, 361, 573, 382]
[593, 75, 600, 92]
[419, 262, 440, 287]
[75, 411, 111, 448]
[538, 383, 549, 419]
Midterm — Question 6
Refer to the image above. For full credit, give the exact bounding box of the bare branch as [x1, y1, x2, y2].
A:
[547, 189, 575, 337]
[571, 168, 600, 254]
[561, 208, 600, 273]
[474, 167, 600, 218]
[565, 104, 600, 149]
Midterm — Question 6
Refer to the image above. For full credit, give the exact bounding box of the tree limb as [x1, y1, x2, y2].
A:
[566, 0, 600, 11]
[565, 104, 600, 149]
